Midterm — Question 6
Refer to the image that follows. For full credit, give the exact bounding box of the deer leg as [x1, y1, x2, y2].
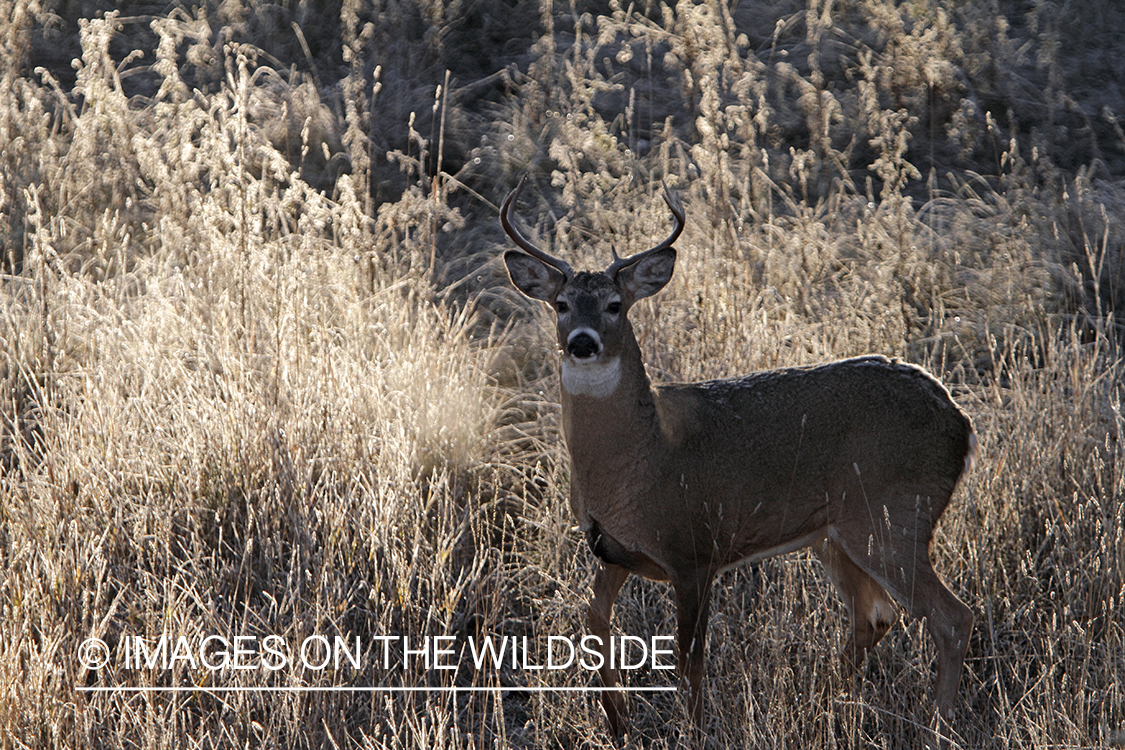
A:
[814, 537, 897, 673]
[588, 562, 630, 735]
[834, 515, 973, 722]
[673, 574, 714, 731]
[896, 563, 973, 722]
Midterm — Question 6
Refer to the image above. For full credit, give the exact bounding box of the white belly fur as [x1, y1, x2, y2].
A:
[561, 356, 621, 399]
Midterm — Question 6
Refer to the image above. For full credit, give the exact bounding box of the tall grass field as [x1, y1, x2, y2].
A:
[1, 0, 1123, 747]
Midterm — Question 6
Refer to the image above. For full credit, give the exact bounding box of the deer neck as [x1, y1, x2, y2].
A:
[559, 326, 659, 485]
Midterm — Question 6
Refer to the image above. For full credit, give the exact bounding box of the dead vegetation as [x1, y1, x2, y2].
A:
[0, 0, 1122, 747]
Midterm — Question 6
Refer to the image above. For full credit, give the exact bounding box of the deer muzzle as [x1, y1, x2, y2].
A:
[567, 329, 602, 359]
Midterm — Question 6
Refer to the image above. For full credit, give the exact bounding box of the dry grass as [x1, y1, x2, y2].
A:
[1, 1, 1123, 748]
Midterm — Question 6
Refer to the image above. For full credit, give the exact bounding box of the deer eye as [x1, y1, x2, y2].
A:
[555, 300, 570, 314]
[606, 301, 621, 315]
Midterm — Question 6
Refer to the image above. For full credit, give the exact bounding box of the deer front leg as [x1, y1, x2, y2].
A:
[588, 562, 630, 735]
[673, 573, 714, 733]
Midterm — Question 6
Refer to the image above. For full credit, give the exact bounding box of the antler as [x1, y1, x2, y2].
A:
[605, 183, 685, 278]
[501, 175, 574, 279]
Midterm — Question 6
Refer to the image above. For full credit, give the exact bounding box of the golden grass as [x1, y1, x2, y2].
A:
[1, 1, 1123, 748]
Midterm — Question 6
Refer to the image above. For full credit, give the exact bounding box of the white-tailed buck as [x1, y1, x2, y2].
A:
[501, 177, 976, 736]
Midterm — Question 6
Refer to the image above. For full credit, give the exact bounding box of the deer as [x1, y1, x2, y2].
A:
[500, 176, 976, 738]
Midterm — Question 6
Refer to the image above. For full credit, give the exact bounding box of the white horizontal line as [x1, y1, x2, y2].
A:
[77, 686, 676, 694]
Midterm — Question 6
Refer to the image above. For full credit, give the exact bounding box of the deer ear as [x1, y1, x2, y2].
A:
[505, 251, 568, 301]
[616, 248, 676, 301]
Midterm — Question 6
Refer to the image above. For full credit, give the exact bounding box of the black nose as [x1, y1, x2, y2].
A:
[567, 333, 600, 359]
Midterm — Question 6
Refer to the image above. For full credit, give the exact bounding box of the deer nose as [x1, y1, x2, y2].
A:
[567, 331, 601, 359]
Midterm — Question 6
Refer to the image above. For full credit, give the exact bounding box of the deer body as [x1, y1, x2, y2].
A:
[571, 355, 970, 573]
[501, 180, 975, 736]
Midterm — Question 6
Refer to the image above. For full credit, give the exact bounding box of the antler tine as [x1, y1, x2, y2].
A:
[605, 182, 685, 277]
[501, 175, 574, 278]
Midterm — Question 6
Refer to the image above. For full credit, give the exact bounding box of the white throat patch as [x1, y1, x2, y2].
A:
[561, 356, 621, 399]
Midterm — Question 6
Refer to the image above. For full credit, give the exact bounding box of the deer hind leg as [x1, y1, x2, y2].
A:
[587, 562, 630, 735]
[673, 573, 714, 732]
[814, 537, 897, 673]
[893, 561, 972, 722]
[833, 498, 973, 722]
